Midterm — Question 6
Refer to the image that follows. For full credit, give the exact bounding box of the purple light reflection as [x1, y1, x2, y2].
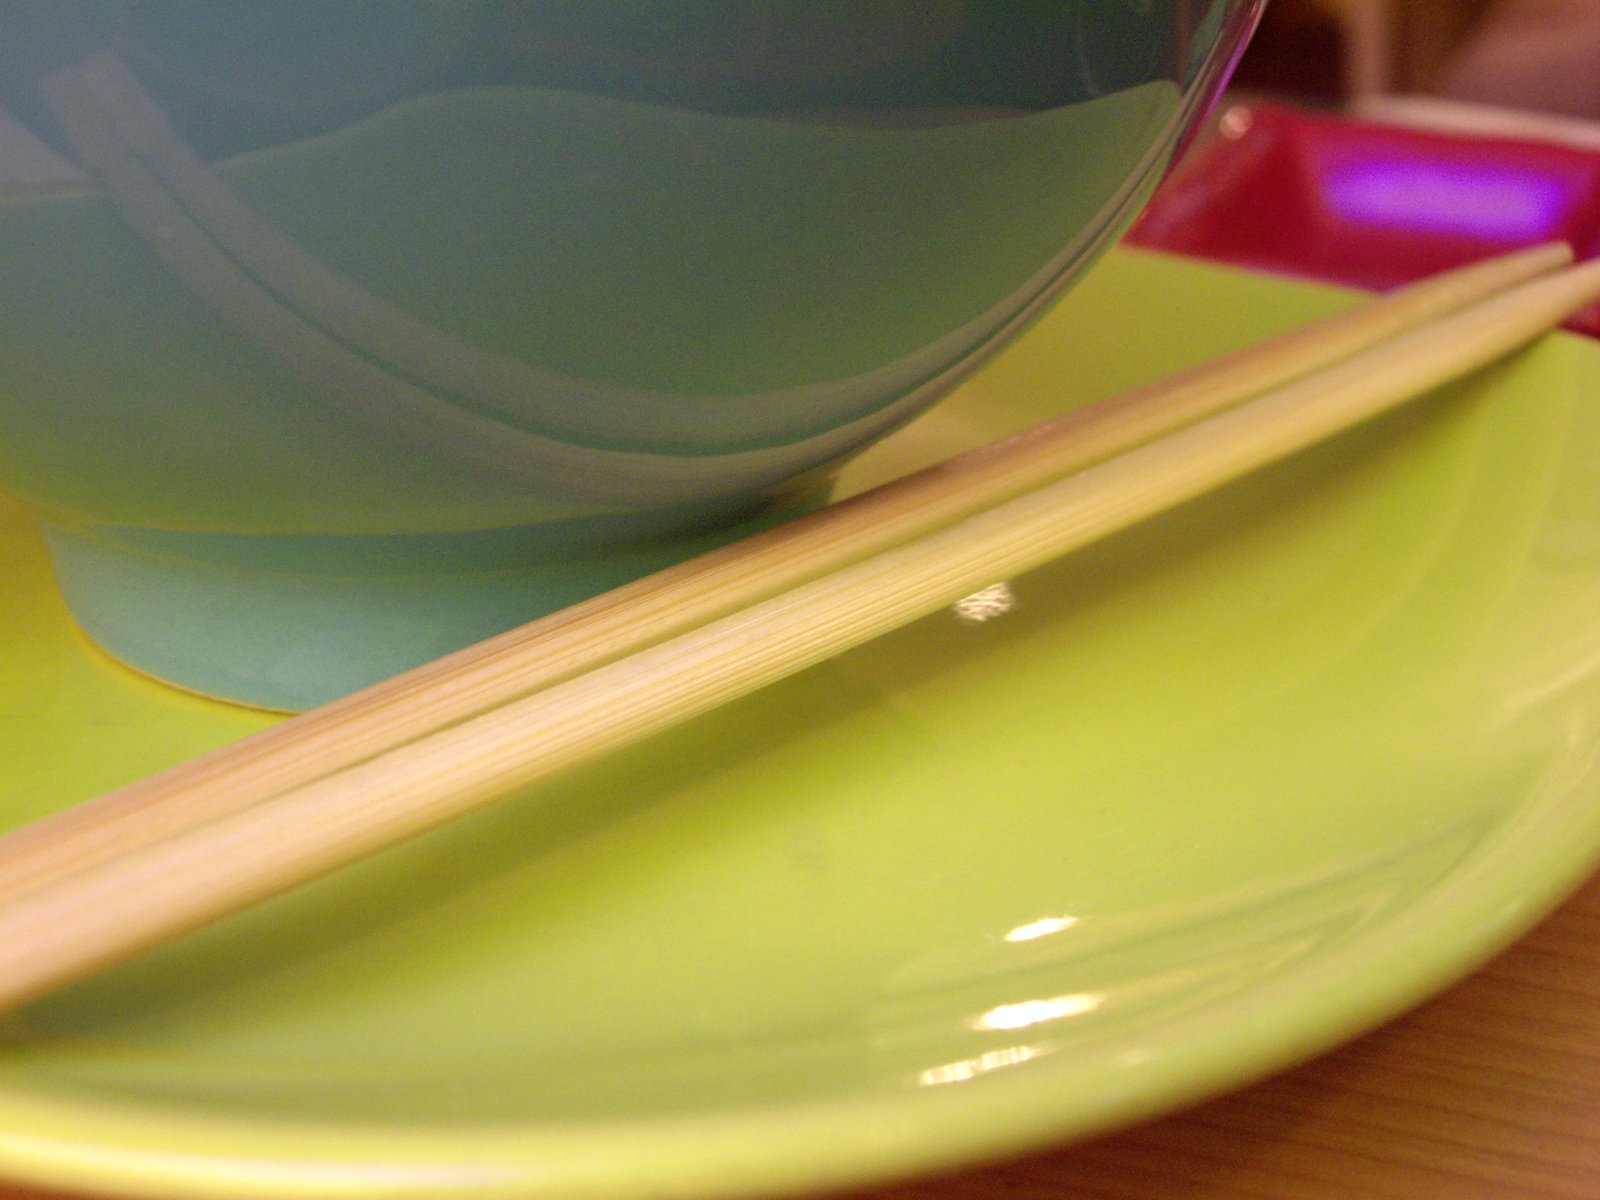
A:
[1324, 157, 1575, 242]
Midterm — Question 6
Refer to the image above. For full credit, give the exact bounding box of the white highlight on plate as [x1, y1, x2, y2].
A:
[974, 993, 1103, 1031]
[1003, 914, 1079, 942]
[952, 581, 1016, 624]
[917, 1044, 1047, 1087]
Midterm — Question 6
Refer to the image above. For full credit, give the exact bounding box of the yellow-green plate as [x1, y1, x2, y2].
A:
[4, 248, 1600, 1199]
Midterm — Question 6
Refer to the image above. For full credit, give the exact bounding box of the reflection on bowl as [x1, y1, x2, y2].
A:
[0, 2, 1260, 709]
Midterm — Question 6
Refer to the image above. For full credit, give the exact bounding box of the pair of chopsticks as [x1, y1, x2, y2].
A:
[2, 243, 1598, 1014]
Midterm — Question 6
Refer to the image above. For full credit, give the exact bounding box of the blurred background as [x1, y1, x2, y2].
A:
[1234, 0, 1600, 121]
[1128, 0, 1600, 335]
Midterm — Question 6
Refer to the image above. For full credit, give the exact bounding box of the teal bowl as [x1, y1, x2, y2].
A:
[0, 2, 1259, 709]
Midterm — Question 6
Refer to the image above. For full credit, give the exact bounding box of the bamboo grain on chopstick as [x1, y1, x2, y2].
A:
[0, 242, 1575, 906]
[0, 252, 1597, 1014]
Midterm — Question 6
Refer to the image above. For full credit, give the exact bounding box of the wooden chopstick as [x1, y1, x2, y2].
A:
[0, 251, 1596, 1013]
[0, 243, 1573, 911]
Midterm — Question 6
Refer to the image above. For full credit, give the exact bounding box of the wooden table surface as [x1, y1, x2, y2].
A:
[1, 869, 1592, 1200]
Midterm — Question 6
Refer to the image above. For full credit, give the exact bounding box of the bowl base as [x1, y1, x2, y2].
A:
[41, 505, 811, 712]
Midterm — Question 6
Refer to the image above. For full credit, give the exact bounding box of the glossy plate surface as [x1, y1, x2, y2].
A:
[3, 249, 1600, 1199]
